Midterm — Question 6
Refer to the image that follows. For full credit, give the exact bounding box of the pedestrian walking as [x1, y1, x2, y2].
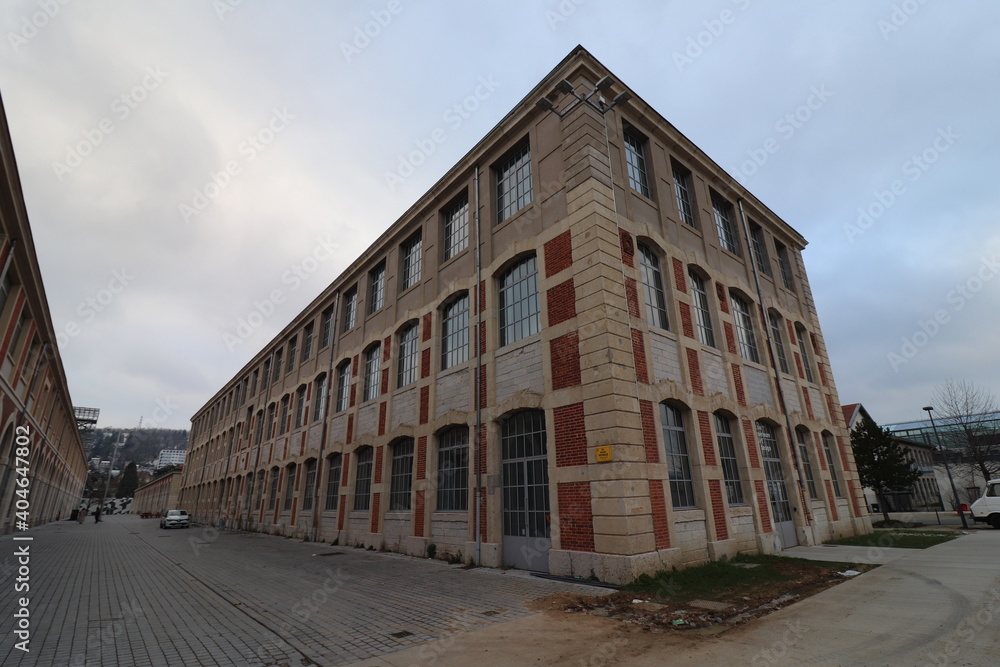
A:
[77, 508, 87, 524]
[94, 507, 101, 523]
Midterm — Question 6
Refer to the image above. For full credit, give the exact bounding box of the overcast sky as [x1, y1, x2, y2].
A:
[0, 1, 997, 431]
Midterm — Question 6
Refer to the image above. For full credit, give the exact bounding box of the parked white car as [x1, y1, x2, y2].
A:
[970, 481, 1000, 528]
[160, 509, 190, 529]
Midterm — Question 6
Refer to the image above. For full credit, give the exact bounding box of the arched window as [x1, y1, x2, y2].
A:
[796, 428, 818, 499]
[397, 323, 419, 388]
[661, 403, 695, 509]
[389, 439, 414, 511]
[822, 431, 843, 497]
[714, 412, 743, 504]
[437, 426, 469, 512]
[441, 294, 470, 370]
[498, 256, 539, 346]
[283, 463, 296, 511]
[302, 459, 317, 511]
[353, 447, 374, 511]
[688, 268, 714, 347]
[325, 454, 342, 511]
[731, 293, 760, 363]
[768, 311, 789, 374]
[795, 324, 814, 383]
[638, 243, 669, 329]
[363, 344, 381, 402]
[268, 467, 280, 510]
[335, 361, 351, 412]
[294, 385, 307, 429]
[279, 395, 290, 435]
[312, 373, 328, 422]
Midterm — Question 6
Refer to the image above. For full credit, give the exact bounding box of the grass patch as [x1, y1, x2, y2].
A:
[872, 519, 924, 529]
[825, 530, 958, 549]
[623, 554, 854, 605]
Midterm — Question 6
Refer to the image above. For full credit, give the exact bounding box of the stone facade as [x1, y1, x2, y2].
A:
[180, 47, 870, 584]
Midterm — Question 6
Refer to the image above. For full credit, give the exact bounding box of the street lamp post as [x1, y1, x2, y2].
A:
[923, 406, 969, 529]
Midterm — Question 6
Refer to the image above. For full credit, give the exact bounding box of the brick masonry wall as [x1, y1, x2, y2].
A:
[495, 340, 544, 401]
[550, 332, 582, 390]
[557, 481, 595, 552]
[700, 350, 729, 398]
[391, 387, 417, 430]
[648, 331, 682, 383]
[744, 365, 774, 407]
[435, 368, 471, 417]
[554, 403, 587, 467]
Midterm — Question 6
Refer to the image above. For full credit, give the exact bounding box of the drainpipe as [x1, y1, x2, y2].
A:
[474, 165, 483, 566]
[313, 292, 340, 543]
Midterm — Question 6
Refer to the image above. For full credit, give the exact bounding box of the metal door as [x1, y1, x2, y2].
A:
[758, 424, 798, 548]
[501, 412, 550, 572]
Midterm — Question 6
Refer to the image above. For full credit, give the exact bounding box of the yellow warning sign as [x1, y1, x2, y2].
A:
[595, 446, 613, 462]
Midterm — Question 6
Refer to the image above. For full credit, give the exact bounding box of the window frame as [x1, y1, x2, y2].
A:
[283, 463, 296, 512]
[715, 413, 745, 505]
[342, 287, 358, 332]
[302, 459, 317, 511]
[638, 243, 669, 330]
[396, 323, 419, 389]
[436, 426, 469, 512]
[400, 233, 423, 292]
[325, 454, 342, 511]
[796, 325, 815, 383]
[441, 293, 470, 370]
[775, 241, 795, 291]
[711, 192, 741, 255]
[671, 161, 696, 227]
[302, 323, 314, 361]
[442, 194, 470, 261]
[353, 447, 374, 511]
[388, 439, 414, 511]
[731, 293, 761, 363]
[495, 141, 533, 224]
[688, 269, 715, 347]
[822, 432, 843, 497]
[312, 373, 327, 422]
[768, 311, 790, 374]
[335, 362, 350, 412]
[320, 306, 333, 348]
[294, 385, 307, 429]
[623, 125, 651, 198]
[363, 344, 381, 402]
[661, 402, 696, 509]
[797, 429, 819, 500]
[497, 256, 540, 347]
[749, 222, 773, 277]
[368, 264, 386, 315]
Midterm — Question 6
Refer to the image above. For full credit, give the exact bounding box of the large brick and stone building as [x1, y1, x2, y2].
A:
[0, 92, 88, 532]
[180, 47, 870, 583]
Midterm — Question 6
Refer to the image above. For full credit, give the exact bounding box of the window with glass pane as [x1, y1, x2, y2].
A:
[287, 337, 297, 372]
[265, 403, 276, 440]
[255, 472, 265, 513]
[715, 413, 744, 504]
[0, 274, 11, 316]
[363, 345, 381, 401]
[313, 373, 327, 422]
[623, 128, 650, 197]
[496, 142, 532, 223]
[272, 351, 282, 382]
[368, 264, 385, 314]
[688, 269, 715, 347]
[443, 195, 469, 261]
[342, 287, 357, 331]
[661, 403, 696, 508]
[796, 326, 814, 382]
[769, 311, 790, 374]
[279, 395, 290, 434]
[637, 244, 669, 329]
[672, 162, 696, 227]
[823, 432, 843, 497]
[437, 427, 469, 511]
[711, 193, 740, 255]
[325, 454, 342, 510]
[320, 306, 333, 347]
[400, 234, 422, 291]
[441, 294, 469, 370]
[749, 223, 772, 277]
[354, 447, 373, 511]
[292, 386, 304, 428]
[283, 463, 296, 511]
[797, 430, 819, 499]
[775, 242, 795, 291]
[302, 460, 317, 510]
[731, 294, 760, 363]
[262, 359, 271, 389]
[498, 256, 540, 346]
[389, 439, 414, 511]
[397, 324, 418, 388]
[335, 362, 350, 412]
[268, 468, 279, 510]
[253, 409, 264, 446]
[250, 369, 259, 396]
[302, 323, 314, 361]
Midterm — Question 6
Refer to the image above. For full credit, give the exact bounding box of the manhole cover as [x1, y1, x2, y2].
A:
[390, 631, 413, 638]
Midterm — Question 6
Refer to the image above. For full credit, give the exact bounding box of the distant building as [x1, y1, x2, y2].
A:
[181, 47, 869, 583]
[133, 467, 184, 516]
[156, 449, 187, 468]
[0, 91, 88, 532]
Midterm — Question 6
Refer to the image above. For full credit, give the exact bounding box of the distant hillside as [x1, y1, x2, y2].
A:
[88, 428, 189, 465]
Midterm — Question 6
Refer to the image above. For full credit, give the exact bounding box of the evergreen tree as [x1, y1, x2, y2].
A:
[116, 461, 139, 498]
[850, 415, 921, 523]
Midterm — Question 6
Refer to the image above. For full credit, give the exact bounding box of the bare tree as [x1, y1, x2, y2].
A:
[932, 379, 1000, 485]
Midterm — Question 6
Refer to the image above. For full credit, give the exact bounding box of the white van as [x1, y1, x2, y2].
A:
[969, 480, 1000, 528]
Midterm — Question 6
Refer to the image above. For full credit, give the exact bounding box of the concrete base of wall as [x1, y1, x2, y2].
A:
[757, 532, 783, 555]
[548, 547, 682, 585]
[465, 541, 501, 567]
[707, 538, 740, 562]
[401, 536, 428, 558]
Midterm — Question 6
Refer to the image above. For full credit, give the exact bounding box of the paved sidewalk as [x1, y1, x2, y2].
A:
[0, 514, 603, 666]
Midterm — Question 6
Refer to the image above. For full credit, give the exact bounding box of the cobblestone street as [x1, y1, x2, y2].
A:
[0, 515, 599, 666]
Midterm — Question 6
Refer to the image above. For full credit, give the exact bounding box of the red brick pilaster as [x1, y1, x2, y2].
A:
[619, 229, 634, 267]
[546, 279, 577, 325]
[554, 403, 587, 467]
[422, 312, 432, 341]
[373, 446, 384, 484]
[640, 400, 659, 463]
[732, 364, 747, 407]
[724, 322, 737, 355]
[742, 418, 760, 468]
[709, 480, 728, 540]
[414, 490, 425, 537]
[419, 386, 429, 424]
[625, 278, 640, 318]
[754, 480, 773, 533]
[648, 480, 671, 549]
[370, 492, 381, 533]
[557, 482, 595, 552]
[346, 414, 354, 444]
[631, 329, 649, 384]
[551, 333, 581, 389]
[377, 402, 386, 436]
[686, 348, 704, 396]
[698, 411, 716, 466]
[416, 436, 427, 480]
[679, 303, 695, 339]
[672, 257, 687, 294]
[421, 348, 431, 379]
[825, 480, 840, 522]
[544, 230, 573, 277]
[716, 283, 729, 313]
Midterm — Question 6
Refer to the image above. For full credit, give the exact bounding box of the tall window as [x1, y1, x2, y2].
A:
[302, 459, 317, 511]
[400, 234, 422, 291]
[325, 454, 342, 511]
[0, 274, 12, 316]
[672, 162, 696, 227]
[661, 403, 695, 509]
[302, 323, 314, 361]
[441, 294, 469, 370]
[283, 463, 296, 511]
[253, 409, 264, 446]
[268, 468, 279, 510]
[623, 127, 650, 197]
[498, 256, 540, 346]
[368, 264, 385, 314]
[731, 294, 760, 363]
[342, 287, 357, 331]
[711, 192, 740, 255]
[796, 325, 814, 383]
[397, 323, 419, 388]
[312, 373, 327, 422]
[389, 439, 414, 511]
[443, 195, 469, 261]
[638, 243, 669, 329]
[320, 306, 333, 348]
[286, 337, 297, 372]
[715, 413, 744, 504]
[262, 359, 271, 389]
[250, 369, 259, 396]
[353, 447, 373, 511]
[294, 385, 306, 429]
[363, 344, 381, 402]
[279, 395, 290, 434]
[822, 432, 843, 497]
[496, 142, 532, 223]
[335, 362, 350, 412]
[272, 350, 282, 383]
[265, 403, 276, 440]
[688, 269, 715, 347]
[749, 223, 772, 277]
[437, 426, 469, 511]
[769, 311, 790, 374]
[797, 429, 819, 499]
[775, 241, 795, 291]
